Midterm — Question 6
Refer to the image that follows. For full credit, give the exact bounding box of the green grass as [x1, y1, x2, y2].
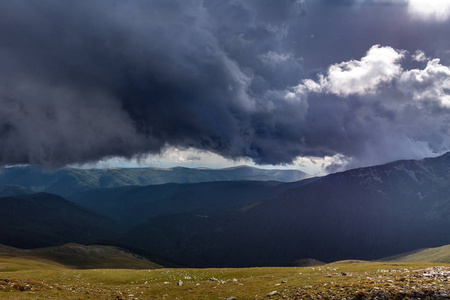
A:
[1, 255, 450, 299]
[0, 243, 161, 270]
[382, 244, 450, 263]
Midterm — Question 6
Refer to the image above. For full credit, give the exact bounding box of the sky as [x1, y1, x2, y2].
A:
[1, 0, 450, 175]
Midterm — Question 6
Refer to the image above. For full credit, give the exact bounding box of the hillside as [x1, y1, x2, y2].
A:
[0, 193, 119, 249]
[0, 166, 310, 197]
[121, 152, 450, 267]
[69, 178, 317, 227]
[0, 184, 32, 198]
[0, 179, 319, 264]
[383, 244, 450, 264]
[0, 243, 161, 269]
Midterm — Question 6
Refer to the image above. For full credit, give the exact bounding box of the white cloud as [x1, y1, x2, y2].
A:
[259, 51, 292, 67]
[408, 0, 450, 21]
[75, 147, 244, 169]
[299, 45, 450, 108]
[75, 146, 325, 174]
[285, 45, 450, 172]
[300, 45, 405, 97]
[412, 50, 428, 62]
[399, 58, 450, 107]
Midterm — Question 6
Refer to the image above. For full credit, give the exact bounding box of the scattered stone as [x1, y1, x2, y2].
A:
[226, 297, 236, 300]
[177, 280, 183, 286]
[210, 277, 219, 282]
[281, 280, 287, 283]
[341, 272, 347, 276]
[267, 291, 278, 297]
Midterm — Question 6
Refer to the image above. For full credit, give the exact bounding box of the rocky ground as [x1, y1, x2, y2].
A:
[283, 266, 450, 299]
[2, 261, 450, 299]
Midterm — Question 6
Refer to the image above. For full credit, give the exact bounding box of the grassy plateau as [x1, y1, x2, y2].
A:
[2, 253, 450, 299]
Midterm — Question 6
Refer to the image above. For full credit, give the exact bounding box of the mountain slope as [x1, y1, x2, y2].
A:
[0, 166, 310, 197]
[382, 244, 450, 263]
[0, 184, 32, 198]
[0, 243, 161, 269]
[0, 193, 120, 249]
[122, 152, 450, 267]
[69, 179, 317, 227]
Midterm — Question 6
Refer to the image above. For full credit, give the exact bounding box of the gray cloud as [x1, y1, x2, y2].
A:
[1, 0, 450, 171]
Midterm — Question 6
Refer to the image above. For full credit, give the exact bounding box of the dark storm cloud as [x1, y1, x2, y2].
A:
[1, 0, 450, 171]
[0, 0, 305, 166]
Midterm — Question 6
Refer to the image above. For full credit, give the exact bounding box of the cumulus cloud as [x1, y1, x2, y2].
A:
[302, 45, 405, 96]
[293, 44, 450, 171]
[412, 50, 428, 62]
[399, 59, 450, 107]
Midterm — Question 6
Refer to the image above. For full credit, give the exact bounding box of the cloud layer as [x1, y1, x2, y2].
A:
[1, 0, 450, 171]
[299, 45, 450, 170]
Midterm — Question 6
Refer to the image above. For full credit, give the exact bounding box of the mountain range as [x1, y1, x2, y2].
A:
[68, 179, 317, 228]
[2, 153, 450, 267]
[121, 152, 450, 266]
[0, 165, 310, 197]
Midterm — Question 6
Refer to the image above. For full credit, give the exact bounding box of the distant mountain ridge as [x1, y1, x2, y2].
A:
[0, 165, 310, 197]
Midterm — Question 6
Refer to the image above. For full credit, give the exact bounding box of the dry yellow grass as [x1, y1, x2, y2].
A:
[382, 244, 450, 264]
[2, 255, 450, 299]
